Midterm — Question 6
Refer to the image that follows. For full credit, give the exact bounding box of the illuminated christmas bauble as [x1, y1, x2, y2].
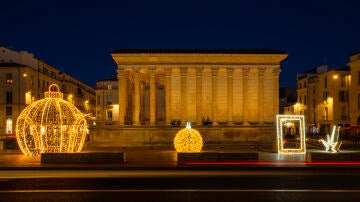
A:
[16, 84, 87, 156]
[174, 122, 203, 152]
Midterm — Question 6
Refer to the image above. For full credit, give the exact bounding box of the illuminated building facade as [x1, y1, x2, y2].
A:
[296, 65, 351, 135]
[89, 49, 288, 148]
[349, 52, 360, 127]
[95, 77, 119, 122]
[112, 49, 288, 126]
[0, 46, 95, 135]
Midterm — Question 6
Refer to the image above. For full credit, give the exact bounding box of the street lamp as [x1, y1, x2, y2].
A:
[294, 102, 301, 114]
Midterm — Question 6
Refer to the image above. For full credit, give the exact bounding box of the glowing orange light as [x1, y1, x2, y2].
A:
[174, 122, 203, 152]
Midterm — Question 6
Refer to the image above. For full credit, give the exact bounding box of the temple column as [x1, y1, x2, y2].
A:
[149, 67, 156, 125]
[196, 68, 203, 125]
[133, 69, 141, 125]
[227, 67, 234, 125]
[165, 67, 172, 125]
[140, 81, 145, 123]
[212, 67, 219, 125]
[258, 67, 266, 125]
[180, 67, 187, 123]
[242, 67, 250, 126]
[117, 67, 126, 125]
[273, 68, 281, 116]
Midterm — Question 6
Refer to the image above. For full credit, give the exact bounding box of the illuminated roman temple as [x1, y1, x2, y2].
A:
[91, 49, 288, 148]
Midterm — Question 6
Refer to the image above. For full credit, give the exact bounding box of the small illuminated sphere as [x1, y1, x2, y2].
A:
[174, 122, 203, 152]
[16, 84, 87, 156]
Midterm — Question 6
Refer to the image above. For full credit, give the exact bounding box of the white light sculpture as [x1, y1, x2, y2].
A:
[276, 115, 306, 154]
[320, 125, 342, 152]
[16, 84, 87, 156]
[174, 122, 203, 152]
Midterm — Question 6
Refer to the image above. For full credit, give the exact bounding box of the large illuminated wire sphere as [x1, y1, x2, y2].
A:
[174, 122, 203, 152]
[16, 84, 87, 156]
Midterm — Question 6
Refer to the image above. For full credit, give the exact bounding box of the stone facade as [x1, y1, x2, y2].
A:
[349, 52, 360, 126]
[0, 46, 96, 135]
[89, 125, 275, 149]
[95, 78, 119, 122]
[296, 65, 351, 135]
[111, 49, 288, 127]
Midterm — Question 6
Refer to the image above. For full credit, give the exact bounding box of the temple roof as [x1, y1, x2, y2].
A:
[112, 48, 287, 54]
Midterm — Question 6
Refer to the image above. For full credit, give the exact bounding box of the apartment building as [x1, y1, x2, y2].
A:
[296, 65, 351, 135]
[0, 46, 95, 135]
[95, 77, 119, 123]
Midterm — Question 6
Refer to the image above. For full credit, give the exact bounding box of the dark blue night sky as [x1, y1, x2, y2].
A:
[1, 0, 359, 87]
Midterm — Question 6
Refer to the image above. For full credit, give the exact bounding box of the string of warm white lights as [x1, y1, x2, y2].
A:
[276, 114, 306, 154]
[174, 122, 203, 152]
[16, 84, 87, 156]
[321, 125, 342, 152]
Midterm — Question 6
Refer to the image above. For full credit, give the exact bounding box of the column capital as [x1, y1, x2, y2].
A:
[211, 67, 219, 76]
[149, 67, 156, 76]
[258, 67, 266, 77]
[117, 67, 125, 77]
[272, 68, 281, 77]
[180, 67, 188, 77]
[242, 67, 250, 77]
[195, 67, 204, 77]
[165, 67, 172, 77]
[227, 67, 234, 77]
[133, 66, 141, 73]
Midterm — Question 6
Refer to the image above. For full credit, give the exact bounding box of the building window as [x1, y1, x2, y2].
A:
[304, 95, 307, 105]
[313, 99, 316, 108]
[324, 76, 327, 88]
[97, 96, 100, 104]
[299, 96, 302, 103]
[323, 91, 328, 102]
[339, 90, 348, 102]
[299, 83, 302, 89]
[313, 86, 316, 94]
[6, 73, 13, 84]
[6, 91, 12, 104]
[6, 118, 12, 134]
[341, 107, 346, 120]
[30, 75, 34, 86]
[25, 92, 32, 105]
[107, 94, 112, 105]
[107, 110, 112, 119]
[304, 82, 306, 88]
[107, 84, 112, 90]
[341, 75, 346, 88]
[43, 68, 49, 75]
[6, 106, 12, 116]
[61, 84, 67, 92]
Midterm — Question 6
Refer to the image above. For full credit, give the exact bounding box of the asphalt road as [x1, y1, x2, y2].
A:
[1, 150, 360, 201]
[1, 167, 360, 201]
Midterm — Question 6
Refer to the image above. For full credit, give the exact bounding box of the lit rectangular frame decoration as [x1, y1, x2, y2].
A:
[276, 115, 306, 154]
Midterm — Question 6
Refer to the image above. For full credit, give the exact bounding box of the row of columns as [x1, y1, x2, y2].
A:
[117, 67, 280, 125]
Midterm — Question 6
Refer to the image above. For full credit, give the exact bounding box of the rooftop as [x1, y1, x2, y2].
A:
[0, 62, 26, 67]
[97, 77, 118, 82]
[112, 48, 287, 54]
